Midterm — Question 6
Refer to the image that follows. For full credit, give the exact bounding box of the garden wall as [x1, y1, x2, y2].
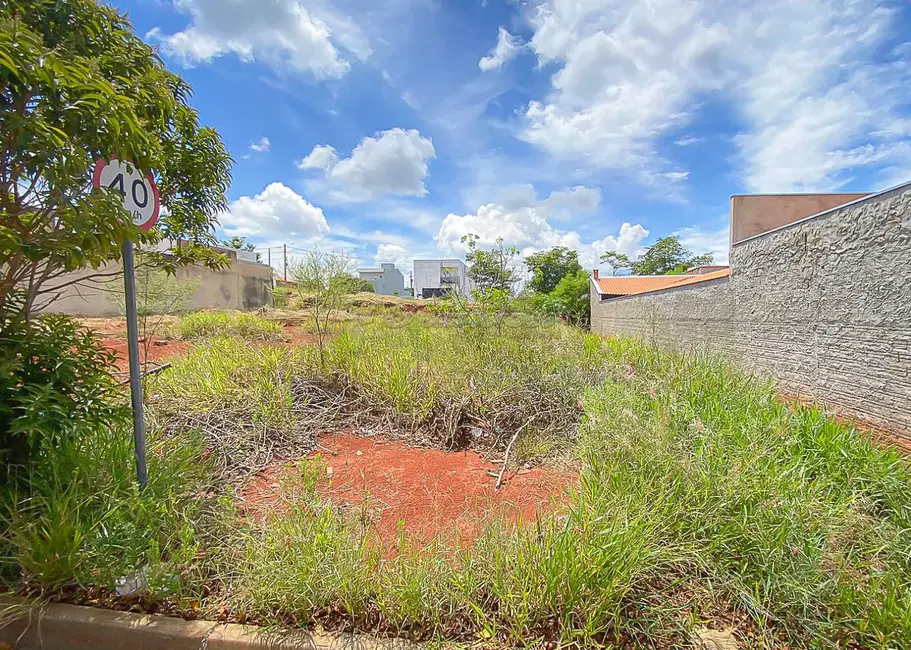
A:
[37, 253, 273, 317]
[591, 185, 911, 439]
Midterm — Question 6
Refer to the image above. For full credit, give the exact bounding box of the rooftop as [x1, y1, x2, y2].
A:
[594, 268, 730, 298]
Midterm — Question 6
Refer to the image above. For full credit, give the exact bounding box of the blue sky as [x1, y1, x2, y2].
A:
[118, 0, 911, 275]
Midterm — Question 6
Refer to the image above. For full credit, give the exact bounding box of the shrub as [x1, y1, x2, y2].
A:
[177, 311, 284, 341]
[0, 308, 126, 489]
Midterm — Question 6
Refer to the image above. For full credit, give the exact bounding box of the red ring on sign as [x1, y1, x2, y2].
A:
[92, 156, 160, 231]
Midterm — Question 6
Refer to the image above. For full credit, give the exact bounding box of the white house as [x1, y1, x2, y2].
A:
[413, 259, 472, 299]
[358, 263, 405, 296]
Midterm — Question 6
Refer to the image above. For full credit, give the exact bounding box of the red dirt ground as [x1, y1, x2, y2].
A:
[101, 338, 191, 371]
[240, 433, 576, 553]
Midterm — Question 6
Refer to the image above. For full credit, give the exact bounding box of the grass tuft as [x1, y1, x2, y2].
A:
[177, 311, 285, 341]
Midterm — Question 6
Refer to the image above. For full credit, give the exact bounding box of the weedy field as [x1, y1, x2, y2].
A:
[2, 307, 909, 649]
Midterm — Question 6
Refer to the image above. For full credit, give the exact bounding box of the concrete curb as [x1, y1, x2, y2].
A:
[0, 598, 416, 650]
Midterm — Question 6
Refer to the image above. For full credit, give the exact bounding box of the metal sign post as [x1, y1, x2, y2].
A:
[93, 157, 160, 488]
[121, 239, 148, 486]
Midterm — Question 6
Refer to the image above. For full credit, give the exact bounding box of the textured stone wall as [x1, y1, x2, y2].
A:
[591, 186, 911, 439]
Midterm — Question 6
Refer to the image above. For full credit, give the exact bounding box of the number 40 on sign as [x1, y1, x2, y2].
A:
[92, 157, 160, 231]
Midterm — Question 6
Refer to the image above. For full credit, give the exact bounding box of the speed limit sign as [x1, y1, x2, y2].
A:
[92, 156, 163, 488]
[92, 157, 160, 231]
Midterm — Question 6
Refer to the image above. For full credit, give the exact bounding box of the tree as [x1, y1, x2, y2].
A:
[602, 236, 713, 276]
[599, 250, 632, 275]
[525, 246, 582, 294]
[106, 252, 199, 371]
[289, 249, 355, 363]
[545, 270, 590, 325]
[0, 0, 233, 324]
[462, 234, 521, 294]
[221, 236, 261, 263]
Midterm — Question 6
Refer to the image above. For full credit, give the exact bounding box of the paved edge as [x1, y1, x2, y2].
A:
[0, 597, 417, 650]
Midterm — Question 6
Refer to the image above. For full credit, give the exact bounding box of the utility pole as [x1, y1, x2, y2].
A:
[267, 247, 271, 268]
[283, 244, 287, 281]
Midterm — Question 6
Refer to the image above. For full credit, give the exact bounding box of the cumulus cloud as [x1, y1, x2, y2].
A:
[220, 182, 329, 239]
[249, 137, 270, 153]
[434, 187, 644, 271]
[300, 128, 436, 201]
[148, 0, 370, 79]
[518, 0, 911, 192]
[479, 27, 525, 71]
[297, 145, 338, 170]
[375, 243, 410, 271]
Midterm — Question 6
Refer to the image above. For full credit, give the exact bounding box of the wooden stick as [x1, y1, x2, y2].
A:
[117, 362, 172, 385]
[495, 417, 535, 492]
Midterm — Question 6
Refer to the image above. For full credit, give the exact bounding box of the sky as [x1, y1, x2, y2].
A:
[117, 0, 911, 277]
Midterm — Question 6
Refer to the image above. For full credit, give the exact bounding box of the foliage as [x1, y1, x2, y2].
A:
[177, 311, 284, 341]
[221, 236, 261, 263]
[1, 409, 209, 591]
[542, 269, 590, 324]
[0, 0, 232, 321]
[525, 246, 582, 295]
[289, 249, 355, 362]
[603, 236, 713, 275]
[0, 305, 126, 489]
[271, 285, 296, 309]
[329, 274, 374, 294]
[462, 234, 520, 294]
[599, 250, 632, 274]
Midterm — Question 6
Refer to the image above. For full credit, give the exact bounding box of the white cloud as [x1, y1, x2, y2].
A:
[674, 136, 701, 147]
[375, 243, 410, 271]
[297, 145, 338, 170]
[148, 0, 369, 79]
[221, 182, 330, 239]
[674, 222, 731, 266]
[249, 137, 270, 153]
[434, 189, 645, 271]
[479, 27, 525, 71]
[302, 128, 436, 201]
[874, 166, 911, 191]
[401, 91, 421, 110]
[518, 0, 910, 192]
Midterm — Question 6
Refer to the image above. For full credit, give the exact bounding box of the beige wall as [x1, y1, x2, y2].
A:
[592, 185, 911, 441]
[730, 194, 867, 243]
[38, 257, 273, 317]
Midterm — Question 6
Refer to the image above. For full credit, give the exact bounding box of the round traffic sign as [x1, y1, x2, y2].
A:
[93, 158, 160, 231]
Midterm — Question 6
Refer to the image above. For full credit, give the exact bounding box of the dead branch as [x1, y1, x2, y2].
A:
[495, 416, 536, 492]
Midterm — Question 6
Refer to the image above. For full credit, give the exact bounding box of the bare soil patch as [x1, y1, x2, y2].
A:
[101, 338, 191, 371]
[240, 432, 576, 553]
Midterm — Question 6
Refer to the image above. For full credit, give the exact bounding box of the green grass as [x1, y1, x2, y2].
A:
[3, 318, 910, 648]
[177, 311, 285, 341]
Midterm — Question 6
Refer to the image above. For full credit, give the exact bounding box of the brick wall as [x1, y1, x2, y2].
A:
[591, 186, 911, 439]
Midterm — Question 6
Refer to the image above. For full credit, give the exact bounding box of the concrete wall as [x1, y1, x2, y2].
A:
[592, 186, 911, 439]
[38, 254, 274, 317]
[360, 264, 405, 296]
[731, 193, 867, 243]
[413, 259, 470, 299]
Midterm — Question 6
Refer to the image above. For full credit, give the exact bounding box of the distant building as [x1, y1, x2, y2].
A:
[413, 259, 472, 299]
[358, 263, 405, 296]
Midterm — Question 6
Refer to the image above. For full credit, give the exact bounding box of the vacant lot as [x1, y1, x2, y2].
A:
[2, 308, 909, 649]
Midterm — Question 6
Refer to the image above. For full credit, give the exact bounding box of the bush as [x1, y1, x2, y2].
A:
[0, 310, 126, 489]
[177, 311, 285, 341]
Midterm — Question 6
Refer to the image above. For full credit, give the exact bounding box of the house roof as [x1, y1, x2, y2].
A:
[594, 268, 730, 297]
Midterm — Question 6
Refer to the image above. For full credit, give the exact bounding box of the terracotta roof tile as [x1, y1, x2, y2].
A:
[595, 268, 730, 297]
